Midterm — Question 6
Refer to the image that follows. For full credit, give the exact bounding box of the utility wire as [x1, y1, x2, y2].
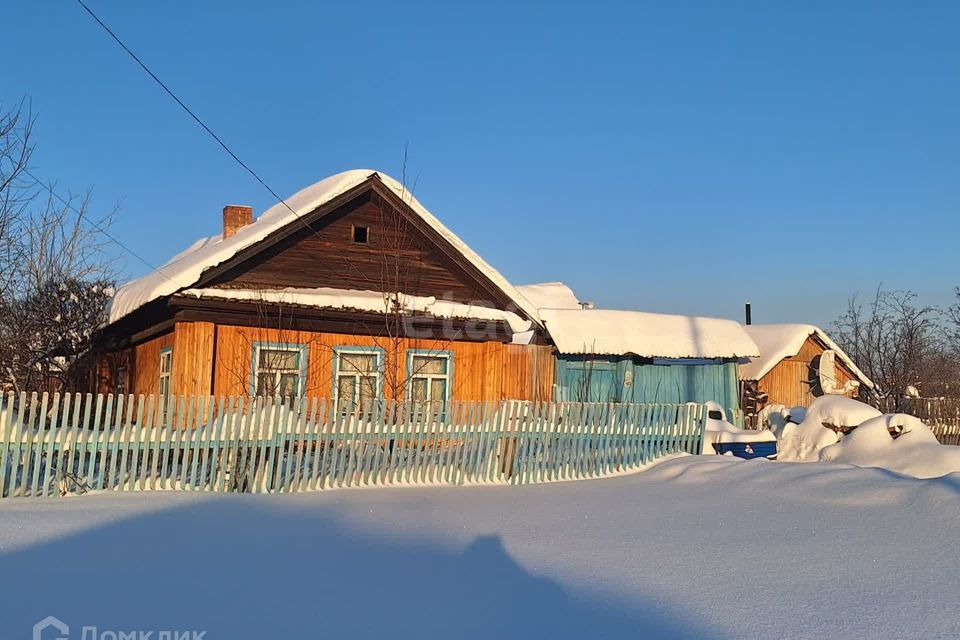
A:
[74, 0, 293, 214]
[73, 0, 378, 288]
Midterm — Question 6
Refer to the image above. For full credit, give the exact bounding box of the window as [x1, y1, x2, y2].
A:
[158, 347, 173, 422]
[407, 350, 452, 416]
[333, 348, 382, 414]
[158, 348, 173, 398]
[251, 343, 307, 399]
[351, 225, 369, 244]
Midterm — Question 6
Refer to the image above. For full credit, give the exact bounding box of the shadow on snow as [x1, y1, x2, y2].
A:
[0, 495, 726, 639]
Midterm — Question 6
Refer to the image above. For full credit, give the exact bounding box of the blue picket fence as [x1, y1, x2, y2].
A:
[0, 392, 705, 498]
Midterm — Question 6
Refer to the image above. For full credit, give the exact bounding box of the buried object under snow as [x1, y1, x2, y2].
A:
[712, 440, 778, 459]
[702, 401, 777, 459]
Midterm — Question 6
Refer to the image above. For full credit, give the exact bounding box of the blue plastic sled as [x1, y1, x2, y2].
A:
[712, 441, 778, 460]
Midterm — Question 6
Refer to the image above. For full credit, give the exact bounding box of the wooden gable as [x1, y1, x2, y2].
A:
[758, 335, 858, 407]
[199, 181, 515, 311]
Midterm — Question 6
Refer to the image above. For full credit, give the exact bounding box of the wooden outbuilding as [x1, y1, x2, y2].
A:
[739, 324, 875, 413]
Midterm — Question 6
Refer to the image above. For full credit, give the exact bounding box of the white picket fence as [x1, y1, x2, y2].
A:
[0, 392, 706, 498]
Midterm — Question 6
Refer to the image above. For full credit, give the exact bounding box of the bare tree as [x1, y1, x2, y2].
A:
[832, 287, 945, 403]
[945, 287, 960, 357]
[0, 101, 118, 394]
[0, 100, 35, 299]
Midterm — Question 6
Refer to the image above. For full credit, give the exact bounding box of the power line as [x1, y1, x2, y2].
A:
[23, 167, 179, 285]
[73, 0, 370, 283]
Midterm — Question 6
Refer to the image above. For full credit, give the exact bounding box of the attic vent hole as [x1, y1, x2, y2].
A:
[352, 225, 369, 244]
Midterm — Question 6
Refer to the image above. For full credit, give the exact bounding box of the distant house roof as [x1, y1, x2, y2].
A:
[516, 282, 582, 310]
[107, 170, 542, 326]
[539, 309, 760, 359]
[740, 323, 875, 388]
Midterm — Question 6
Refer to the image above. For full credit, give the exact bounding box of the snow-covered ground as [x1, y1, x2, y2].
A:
[1, 456, 958, 639]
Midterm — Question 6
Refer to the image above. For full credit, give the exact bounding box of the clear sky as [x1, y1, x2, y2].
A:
[4, 1, 958, 327]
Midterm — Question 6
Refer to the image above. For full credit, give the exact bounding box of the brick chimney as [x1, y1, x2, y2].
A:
[222, 205, 253, 239]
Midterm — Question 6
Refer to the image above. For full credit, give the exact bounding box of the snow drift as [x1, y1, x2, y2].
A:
[770, 396, 960, 478]
[2, 457, 959, 640]
[819, 414, 960, 479]
[775, 396, 882, 462]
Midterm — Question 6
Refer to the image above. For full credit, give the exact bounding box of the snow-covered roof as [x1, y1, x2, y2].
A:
[515, 282, 582, 310]
[539, 309, 760, 359]
[740, 323, 874, 388]
[108, 170, 541, 326]
[177, 287, 533, 334]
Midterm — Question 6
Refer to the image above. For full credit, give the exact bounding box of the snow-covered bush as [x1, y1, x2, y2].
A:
[819, 414, 960, 478]
[776, 396, 881, 462]
[770, 396, 960, 478]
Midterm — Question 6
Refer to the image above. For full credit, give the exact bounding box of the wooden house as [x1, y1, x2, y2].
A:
[94, 170, 555, 410]
[739, 324, 875, 412]
[537, 309, 758, 420]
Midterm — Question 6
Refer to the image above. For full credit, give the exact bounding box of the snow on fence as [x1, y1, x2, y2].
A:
[0, 393, 705, 498]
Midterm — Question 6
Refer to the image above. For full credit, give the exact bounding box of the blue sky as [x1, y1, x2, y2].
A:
[4, 1, 958, 327]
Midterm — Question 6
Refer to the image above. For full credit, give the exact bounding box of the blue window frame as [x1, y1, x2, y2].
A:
[406, 349, 453, 417]
[332, 346, 384, 414]
[250, 342, 308, 398]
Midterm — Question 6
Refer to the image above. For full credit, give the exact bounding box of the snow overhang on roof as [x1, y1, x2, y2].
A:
[177, 287, 533, 334]
[515, 282, 582, 311]
[740, 323, 875, 389]
[539, 309, 760, 359]
[107, 170, 541, 327]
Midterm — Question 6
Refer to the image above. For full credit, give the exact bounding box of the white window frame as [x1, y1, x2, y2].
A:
[332, 347, 383, 414]
[250, 342, 308, 399]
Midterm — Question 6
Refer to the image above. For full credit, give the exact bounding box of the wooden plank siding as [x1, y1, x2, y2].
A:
[96, 331, 175, 397]
[555, 356, 742, 420]
[109, 321, 556, 404]
[172, 321, 215, 397]
[756, 335, 858, 407]
[204, 190, 509, 310]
